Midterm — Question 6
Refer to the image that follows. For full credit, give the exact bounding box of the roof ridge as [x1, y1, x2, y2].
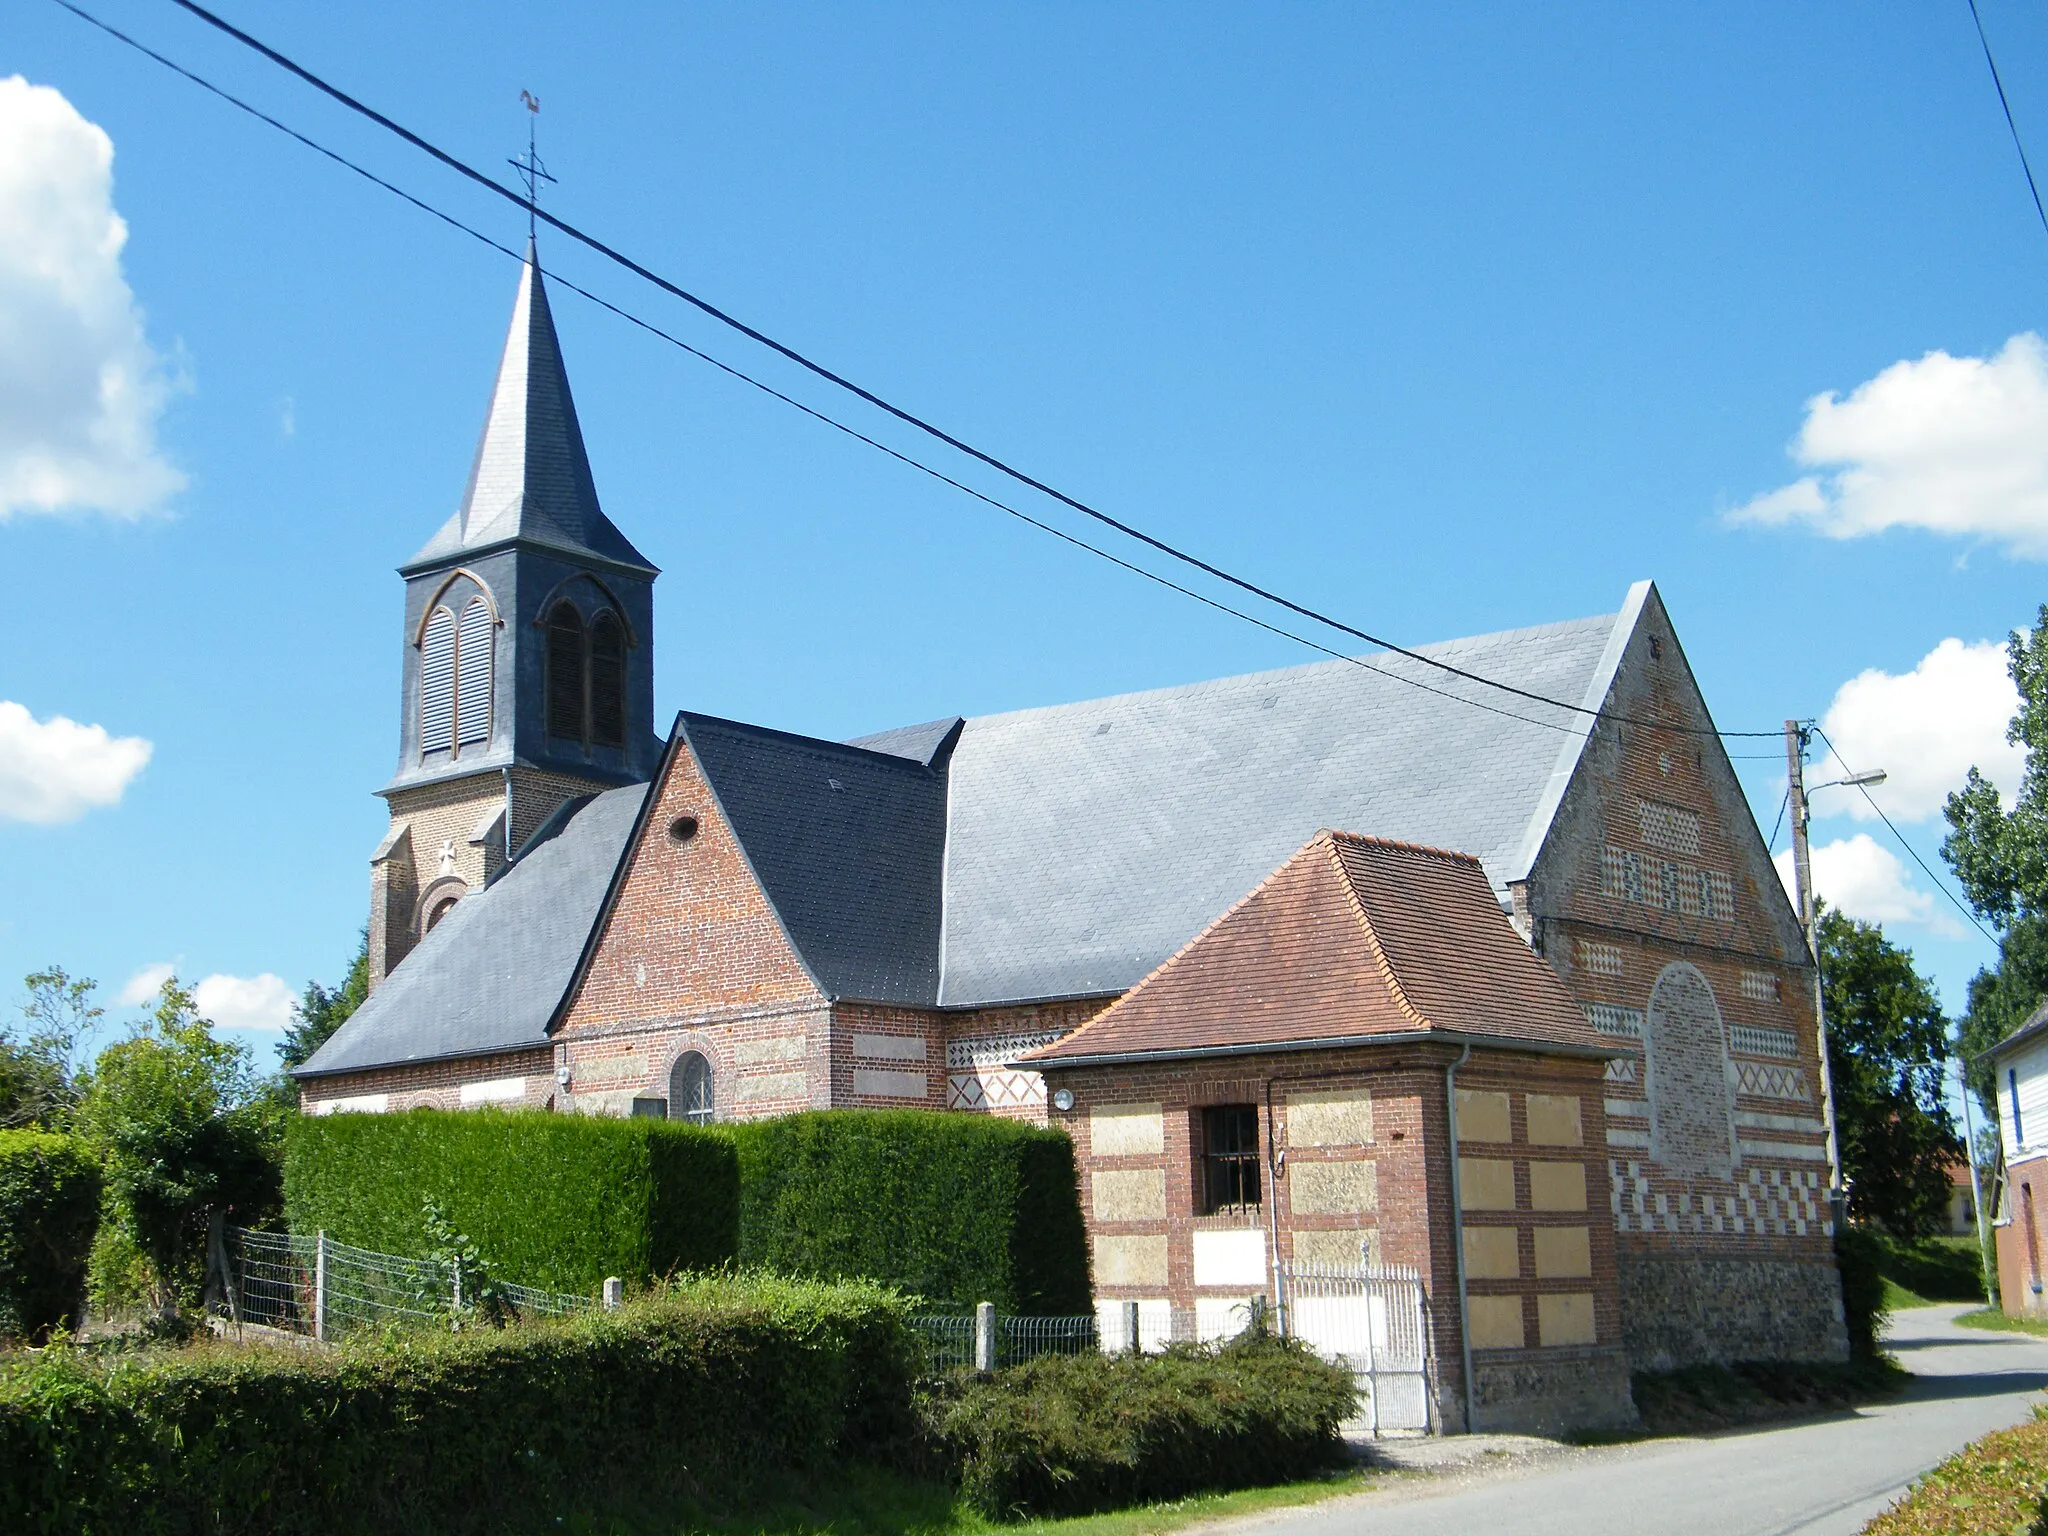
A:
[1324, 829, 1486, 867]
[680, 709, 945, 773]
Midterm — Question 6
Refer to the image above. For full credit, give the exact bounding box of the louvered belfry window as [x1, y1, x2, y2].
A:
[455, 597, 493, 748]
[546, 603, 586, 741]
[589, 611, 626, 748]
[419, 607, 457, 753]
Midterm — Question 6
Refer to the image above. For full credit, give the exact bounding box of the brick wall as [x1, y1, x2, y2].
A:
[298, 1046, 555, 1113]
[554, 737, 827, 1117]
[1999, 1153, 2048, 1316]
[1524, 591, 1846, 1367]
[1043, 1039, 1631, 1434]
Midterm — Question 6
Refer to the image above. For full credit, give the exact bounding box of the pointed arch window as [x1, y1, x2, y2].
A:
[590, 611, 626, 748]
[420, 607, 456, 753]
[669, 1051, 714, 1125]
[546, 603, 585, 741]
[455, 597, 494, 748]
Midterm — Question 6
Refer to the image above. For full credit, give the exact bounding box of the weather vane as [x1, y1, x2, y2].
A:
[507, 89, 556, 242]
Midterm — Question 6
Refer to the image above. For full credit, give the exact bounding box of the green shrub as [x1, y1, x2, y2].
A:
[283, 1110, 737, 1293]
[0, 1273, 918, 1536]
[0, 1132, 101, 1342]
[922, 1332, 1356, 1519]
[1862, 1409, 2048, 1536]
[1874, 1233, 1987, 1304]
[1835, 1224, 1891, 1358]
[730, 1111, 1090, 1314]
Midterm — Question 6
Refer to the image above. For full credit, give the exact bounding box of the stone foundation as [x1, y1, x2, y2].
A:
[1616, 1251, 1848, 1370]
[1471, 1344, 1637, 1434]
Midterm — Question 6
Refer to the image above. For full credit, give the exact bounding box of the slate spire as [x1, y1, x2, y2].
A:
[406, 241, 655, 573]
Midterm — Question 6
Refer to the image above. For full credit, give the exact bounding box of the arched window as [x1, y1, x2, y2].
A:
[546, 603, 585, 741]
[669, 1051, 714, 1125]
[425, 892, 461, 931]
[454, 596, 493, 749]
[420, 606, 457, 753]
[590, 611, 626, 748]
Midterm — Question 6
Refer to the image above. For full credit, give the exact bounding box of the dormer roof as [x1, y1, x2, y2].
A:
[405, 242, 657, 577]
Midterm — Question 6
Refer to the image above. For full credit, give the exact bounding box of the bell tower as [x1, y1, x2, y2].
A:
[368, 241, 662, 987]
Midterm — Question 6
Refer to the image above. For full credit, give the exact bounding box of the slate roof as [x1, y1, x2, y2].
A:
[296, 784, 649, 1077]
[683, 714, 950, 1006]
[930, 597, 1636, 1005]
[1026, 832, 1608, 1065]
[406, 242, 656, 576]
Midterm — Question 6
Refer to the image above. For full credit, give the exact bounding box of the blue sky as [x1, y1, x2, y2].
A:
[4, 2, 2046, 1066]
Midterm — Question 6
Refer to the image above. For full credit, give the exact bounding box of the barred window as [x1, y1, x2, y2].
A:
[1198, 1104, 1261, 1214]
[546, 603, 586, 742]
[420, 606, 456, 754]
[454, 597, 493, 749]
[589, 611, 626, 748]
[1638, 800, 1702, 857]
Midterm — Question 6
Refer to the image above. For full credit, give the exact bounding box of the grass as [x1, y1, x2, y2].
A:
[1955, 1307, 2048, 1339]
[560, 1465, 1382, 1536]
[1874, 1234, 1990, 1308]
[1861, 1412, 2048, 1536]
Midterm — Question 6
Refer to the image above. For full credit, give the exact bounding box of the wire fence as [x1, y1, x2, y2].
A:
[909, 1312, 1101, 1371]
[218, 1227, 599, 1343]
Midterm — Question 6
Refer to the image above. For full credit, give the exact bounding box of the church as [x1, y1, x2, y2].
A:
[296, 246, 1847, 1428]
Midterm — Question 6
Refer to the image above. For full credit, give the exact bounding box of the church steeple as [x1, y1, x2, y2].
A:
[368, 243, 662, 991]
[404, 241, 654, 576]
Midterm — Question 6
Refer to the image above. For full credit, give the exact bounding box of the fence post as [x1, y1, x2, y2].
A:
[452, 1255, 463, 1329]
[974, 1301, 997, 1373]
[314, 1230, 328, 1344]
[603, 1277, 624, 1311]
[1123, 1299, 1141, 1355]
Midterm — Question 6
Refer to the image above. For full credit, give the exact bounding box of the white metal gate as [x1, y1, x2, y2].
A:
[1279, 1261, 1435, 1434]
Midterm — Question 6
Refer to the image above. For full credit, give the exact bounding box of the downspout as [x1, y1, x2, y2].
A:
[1444, 1042, 1475, 1434]
[502, 768, 514, 865]
[1264, 1079, 1287, 1334]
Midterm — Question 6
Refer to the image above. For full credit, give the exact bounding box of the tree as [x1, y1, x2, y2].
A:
[1945, 610, 2048, 1114]
[279, 928, 369, 1071]
[74, 977, 283, 1311]
[1819, 905, 1961, 1236]
[0, 968, 101, 1129]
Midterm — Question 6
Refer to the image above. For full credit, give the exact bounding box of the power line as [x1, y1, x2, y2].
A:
[1967, 0, 2048, 246]
[51, 0, 1600, 744]
[1810, 725, 1999, 946]
[147, 0, 1783, 742]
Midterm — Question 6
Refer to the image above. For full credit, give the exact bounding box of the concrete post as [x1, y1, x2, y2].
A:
[603, 1277, 624, 1311]
[452, 1255, 463, 1328]
[1123, 1299, 1141, 1354]
[974, 1301, 997, 1373]
[314, 1231, 328, 1344]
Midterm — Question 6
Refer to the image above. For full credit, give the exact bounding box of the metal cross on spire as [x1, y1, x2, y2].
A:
[507, 89, 556, 242]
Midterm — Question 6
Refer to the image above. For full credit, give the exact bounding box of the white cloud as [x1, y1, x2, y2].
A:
[192, 972, 295, 1034]
[1730, 333, 2048, 557]
[1774, 834, 1963, 937]
[0, 699, 151, 823]
[0, 75, 184, 519]
[1814, 638, 2024, 823]
[117, 961, 175, 1007]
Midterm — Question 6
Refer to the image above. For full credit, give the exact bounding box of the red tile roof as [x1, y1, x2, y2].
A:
[1025, 830, 1606, 1065]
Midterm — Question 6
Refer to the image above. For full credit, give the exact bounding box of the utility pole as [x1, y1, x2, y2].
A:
[1786, 720, 1848, 1223]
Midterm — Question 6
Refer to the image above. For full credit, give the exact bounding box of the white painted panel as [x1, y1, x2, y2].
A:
[851, 1033, 926, 1061]
[1093, 1298, 1171, 1353]
[1192, 1227, 1267, 1288]
[311, 1094, 389, 1116]
[459, 1076, 526, 1105]
[1736, 1138, 1829, 1161]
[852, 1067, 928, 1100]
[2005, 1041, 2048, 1157]
[1196, 1296, 1256, 1342]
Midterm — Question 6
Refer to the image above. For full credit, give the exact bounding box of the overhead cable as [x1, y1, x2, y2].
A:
[136, 0, 1781, 741]
[1967, 0, 2048, 246]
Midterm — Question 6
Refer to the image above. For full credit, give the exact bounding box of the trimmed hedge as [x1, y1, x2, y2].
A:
[0, 1273, 919, 1536]
[0, 1132, 102, 1343]
[283, 1110, 738, 1293]
[730, 1111, 1091, 1314]
[922, 1332, 1356, 1519]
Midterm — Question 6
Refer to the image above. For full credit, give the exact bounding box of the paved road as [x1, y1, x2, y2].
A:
[1266, 1306, 2048, 1536]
